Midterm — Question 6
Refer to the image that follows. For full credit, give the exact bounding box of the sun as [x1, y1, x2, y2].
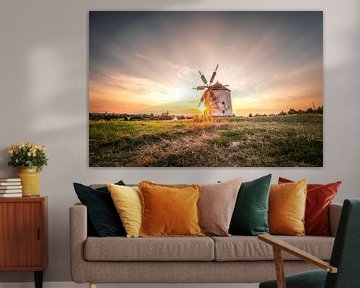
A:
[198, 102, 206, 112]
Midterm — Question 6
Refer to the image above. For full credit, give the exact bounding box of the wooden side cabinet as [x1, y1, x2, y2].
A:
[0, 197, 47, 288]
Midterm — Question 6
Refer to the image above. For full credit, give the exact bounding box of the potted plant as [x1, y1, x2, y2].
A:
[8, 143, 48, 197]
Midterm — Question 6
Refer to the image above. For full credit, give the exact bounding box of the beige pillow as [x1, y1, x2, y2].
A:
[198, 178, 242, 236]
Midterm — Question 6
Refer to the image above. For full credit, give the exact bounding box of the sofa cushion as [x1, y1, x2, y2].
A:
[279, 177, 341, 236]
[108, 184, 142, 238]
[139, 181, 203, 237]
[212, 236, 334, 261]
[198, 178, 242, 236]
[269, 179, 307, 236]
[73, 181, 126, 237]
[84, 236, 214, 261]
[229, 174, 271, 236]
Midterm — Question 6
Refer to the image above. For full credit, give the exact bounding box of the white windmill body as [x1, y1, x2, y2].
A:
[194, 65, 233, 118]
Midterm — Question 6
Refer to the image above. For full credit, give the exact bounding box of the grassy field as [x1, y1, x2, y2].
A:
[89, 114, 323, 167]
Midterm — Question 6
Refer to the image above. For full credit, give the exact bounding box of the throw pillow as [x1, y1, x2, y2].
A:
[138, 181, 203, 237]
[229, 174, 272, 236]
[279, 177, 341, 236]
[107, 183, 142, 238]
[198, 178, 242, 236]
[269, 179, 307, 236]
[73, 181, 126, 237]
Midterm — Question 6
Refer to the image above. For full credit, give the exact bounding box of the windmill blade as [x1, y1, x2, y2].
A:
[209, 64, 219, 85]
[193, 85, 208, 90]
[198, 70, 208, 86]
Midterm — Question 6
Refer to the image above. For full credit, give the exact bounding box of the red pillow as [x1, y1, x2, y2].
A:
[278, 177, 341, 236]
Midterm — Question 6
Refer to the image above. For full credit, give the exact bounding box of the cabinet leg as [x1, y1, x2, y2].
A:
[34, 271, 43, 288]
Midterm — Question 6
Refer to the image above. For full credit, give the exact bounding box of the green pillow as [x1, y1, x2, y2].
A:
[229, 174, 272, 236]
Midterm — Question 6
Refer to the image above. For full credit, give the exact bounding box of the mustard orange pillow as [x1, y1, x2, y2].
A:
[279, 177, 341, 236]
[138, 181, 203, 237]
[269, 179, 307, 236]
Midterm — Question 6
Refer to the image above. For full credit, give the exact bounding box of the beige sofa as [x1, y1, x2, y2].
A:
[70, 203, 342, 287]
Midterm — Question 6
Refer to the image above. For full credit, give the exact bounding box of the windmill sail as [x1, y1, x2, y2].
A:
[198, 71, 208, 86]
[209, 64, 219, 85]
[194, 85, 208, 90]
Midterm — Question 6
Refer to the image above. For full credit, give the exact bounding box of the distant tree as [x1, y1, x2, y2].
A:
[287, 108, 298, 115]
[277, 105, 323, 116]
[316, 106, 323, 114]
[298, 109, 305, 114]
[248, 113, 253, 117]
[306, 108, 314, 114]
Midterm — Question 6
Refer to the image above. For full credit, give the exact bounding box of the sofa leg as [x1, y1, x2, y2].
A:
[89, 283, 96, 288]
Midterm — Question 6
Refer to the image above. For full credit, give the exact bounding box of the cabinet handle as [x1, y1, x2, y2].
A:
[37, 228, 40, 240]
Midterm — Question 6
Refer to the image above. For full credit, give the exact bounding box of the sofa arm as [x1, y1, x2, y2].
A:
[69, 203, 88, 283]
[329, 203, 342, 237]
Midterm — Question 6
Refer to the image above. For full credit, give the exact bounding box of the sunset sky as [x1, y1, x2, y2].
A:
[89, 11, 323, 116]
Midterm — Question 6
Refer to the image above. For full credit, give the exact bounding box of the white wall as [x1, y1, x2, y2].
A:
[0, 0, 359, 283]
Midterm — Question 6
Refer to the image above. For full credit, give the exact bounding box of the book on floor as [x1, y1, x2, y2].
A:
[0, 193, 22, 198]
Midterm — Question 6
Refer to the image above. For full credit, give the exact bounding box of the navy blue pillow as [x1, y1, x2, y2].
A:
[73, 181, 126, 237]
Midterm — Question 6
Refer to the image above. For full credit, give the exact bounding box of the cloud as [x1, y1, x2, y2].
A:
[89, 12, 323, 115]
[90, 72, 198, 114]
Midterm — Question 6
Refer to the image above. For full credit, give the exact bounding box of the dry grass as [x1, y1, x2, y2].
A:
[89, 114, 323, 167]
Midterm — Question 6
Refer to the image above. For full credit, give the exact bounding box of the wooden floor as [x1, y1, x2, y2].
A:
[0, 283, 259, 288]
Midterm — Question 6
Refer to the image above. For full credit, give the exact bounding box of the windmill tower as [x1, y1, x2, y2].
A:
[194, 65, 233, 119]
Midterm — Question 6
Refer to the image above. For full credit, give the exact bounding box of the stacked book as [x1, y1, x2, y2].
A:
[0, 178, 22, 197]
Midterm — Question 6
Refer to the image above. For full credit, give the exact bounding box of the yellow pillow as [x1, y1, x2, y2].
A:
[107, 183, 142, 238]
[138, 181, 204, 237]
[269, 179, 307, 236]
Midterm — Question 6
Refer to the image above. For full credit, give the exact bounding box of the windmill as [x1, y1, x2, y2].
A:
[194, 65, 233, 120]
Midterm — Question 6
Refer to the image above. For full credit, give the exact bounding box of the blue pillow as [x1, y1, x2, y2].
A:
[73, 181, 126, 237]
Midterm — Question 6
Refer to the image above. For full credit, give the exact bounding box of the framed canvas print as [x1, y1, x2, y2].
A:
[89, 11, 323, 167]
